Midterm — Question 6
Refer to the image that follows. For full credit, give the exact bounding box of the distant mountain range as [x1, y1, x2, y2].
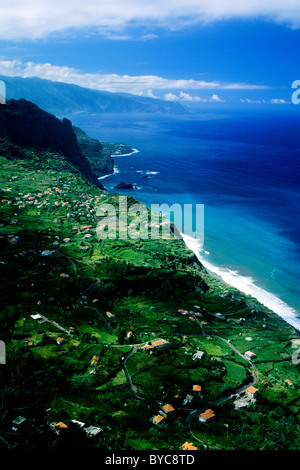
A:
[0, 75, 187, 116]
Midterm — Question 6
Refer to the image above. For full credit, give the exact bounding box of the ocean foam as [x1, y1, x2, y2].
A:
[98, 167, 119, 180]
[181, 232, 300, 331]
[112, 148, 139, 157]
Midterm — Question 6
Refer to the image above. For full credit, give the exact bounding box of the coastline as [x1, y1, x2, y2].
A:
[98, 166, 120, 180]
[111, 148, 140, 157]
[181, 232, 300, 333]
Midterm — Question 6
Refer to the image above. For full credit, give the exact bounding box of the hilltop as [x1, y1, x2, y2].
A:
[0, 101, 299, 452]
[0, 75, 187, 116]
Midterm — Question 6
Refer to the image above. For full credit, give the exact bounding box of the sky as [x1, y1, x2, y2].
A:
[0, 0, 300, 108]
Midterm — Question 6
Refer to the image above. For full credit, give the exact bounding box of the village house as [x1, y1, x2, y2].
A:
[152, 414, 165, 426]
[41, 250, 56, 256]
[51, 422, 68, 434]
[193, 350, 204, 361]
[162, 404, 175, 415]
[91, 355, 100, 366]
[244, 350, 257, 360]
[84, 425, 102, 437]
[193, 384, 202, 395]
[56, 337, 65, 345]
[285, 379, 293, 386]
[152, 338, 169, 348]
[199, 409, 215, 423]
[30, 313, 45, 323]
[183, 394, 193, 405]
[246, 386, 259, 398]
[181, 442, 198, 450]
[12, 416, 27, 432]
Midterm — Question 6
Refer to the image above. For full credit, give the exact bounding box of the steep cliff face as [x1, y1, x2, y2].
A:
[0, 99, 105, 189]
[73, 125, 114, 177]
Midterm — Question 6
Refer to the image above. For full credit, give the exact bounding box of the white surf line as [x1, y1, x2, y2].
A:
[181, 232, 300, 332]
[111, 148, 140, 157]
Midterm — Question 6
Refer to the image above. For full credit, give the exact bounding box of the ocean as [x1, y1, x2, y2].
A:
[70, 108, 300, 331]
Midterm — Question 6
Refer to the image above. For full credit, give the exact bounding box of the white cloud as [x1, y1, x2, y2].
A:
[0, 1, 300, 40]
[164, 91, 225, 102]
[210, 93, 224, 102]
[270, 98, 288, 104]
[240, 97, 289, 104]
[0, 60, 264, 97]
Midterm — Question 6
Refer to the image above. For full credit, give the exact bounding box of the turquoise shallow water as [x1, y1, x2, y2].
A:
[71, 110, 300, 330]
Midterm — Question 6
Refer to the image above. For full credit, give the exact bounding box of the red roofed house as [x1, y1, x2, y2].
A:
[162, 404, 175, 414]
[181, 442, 198, 450]
[152, 415, 165, 426]
[246, 386, 259, 398]
[199, 409, 215, 423]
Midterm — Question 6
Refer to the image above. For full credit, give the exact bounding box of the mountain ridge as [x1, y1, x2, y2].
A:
[0, 75, 187, 116]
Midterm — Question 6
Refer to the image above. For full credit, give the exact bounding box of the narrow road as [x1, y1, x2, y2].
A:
[83, 305, 115, 333]
[121, 347, 142, 399]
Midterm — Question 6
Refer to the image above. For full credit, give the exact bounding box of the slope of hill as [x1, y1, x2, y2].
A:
[0, 99, 299, 453]
[0, 75, 187, 116]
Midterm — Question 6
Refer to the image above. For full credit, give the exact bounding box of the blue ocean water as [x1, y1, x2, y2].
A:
[71, 109, 300, 330]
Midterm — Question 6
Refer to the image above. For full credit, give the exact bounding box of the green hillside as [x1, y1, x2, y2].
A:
[0, 103, 299, 452]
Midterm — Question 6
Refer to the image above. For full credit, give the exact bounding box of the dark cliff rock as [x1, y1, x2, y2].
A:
[114, 181, 135, 190]
[0, 99, 105, 189]
[73, 125, 114, 178]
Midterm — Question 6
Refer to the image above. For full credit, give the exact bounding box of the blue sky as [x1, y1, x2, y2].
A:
[0, 0, 300, 107]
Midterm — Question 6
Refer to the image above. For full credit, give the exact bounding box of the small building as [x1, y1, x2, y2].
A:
[71, 420, 85, 429]
[152, 415, 165, 426]
[181, 442, 198, 451]
[30, 313, 44, 323]
[52, 422, 68, 434]
[91, 355, 100, 366]
[84, 425, 102, 437]
[56, 337, 65, 345]
[41, 250, 56, 256]
[162, 404, 175, 414]
[152, 338, 169, 349]
[183, 394, 193, 405]
[199, 409, 215, 423]
[193, 384, 202, 394]
[193, 351, 204, 361]
[244, 350, 257, 360]
[106, 311, 114, 318]
[246, 386, 259, 398]
[234, 397, 253, 410]
[285, 379, 293, 386]
[12, 416, 27, 432]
